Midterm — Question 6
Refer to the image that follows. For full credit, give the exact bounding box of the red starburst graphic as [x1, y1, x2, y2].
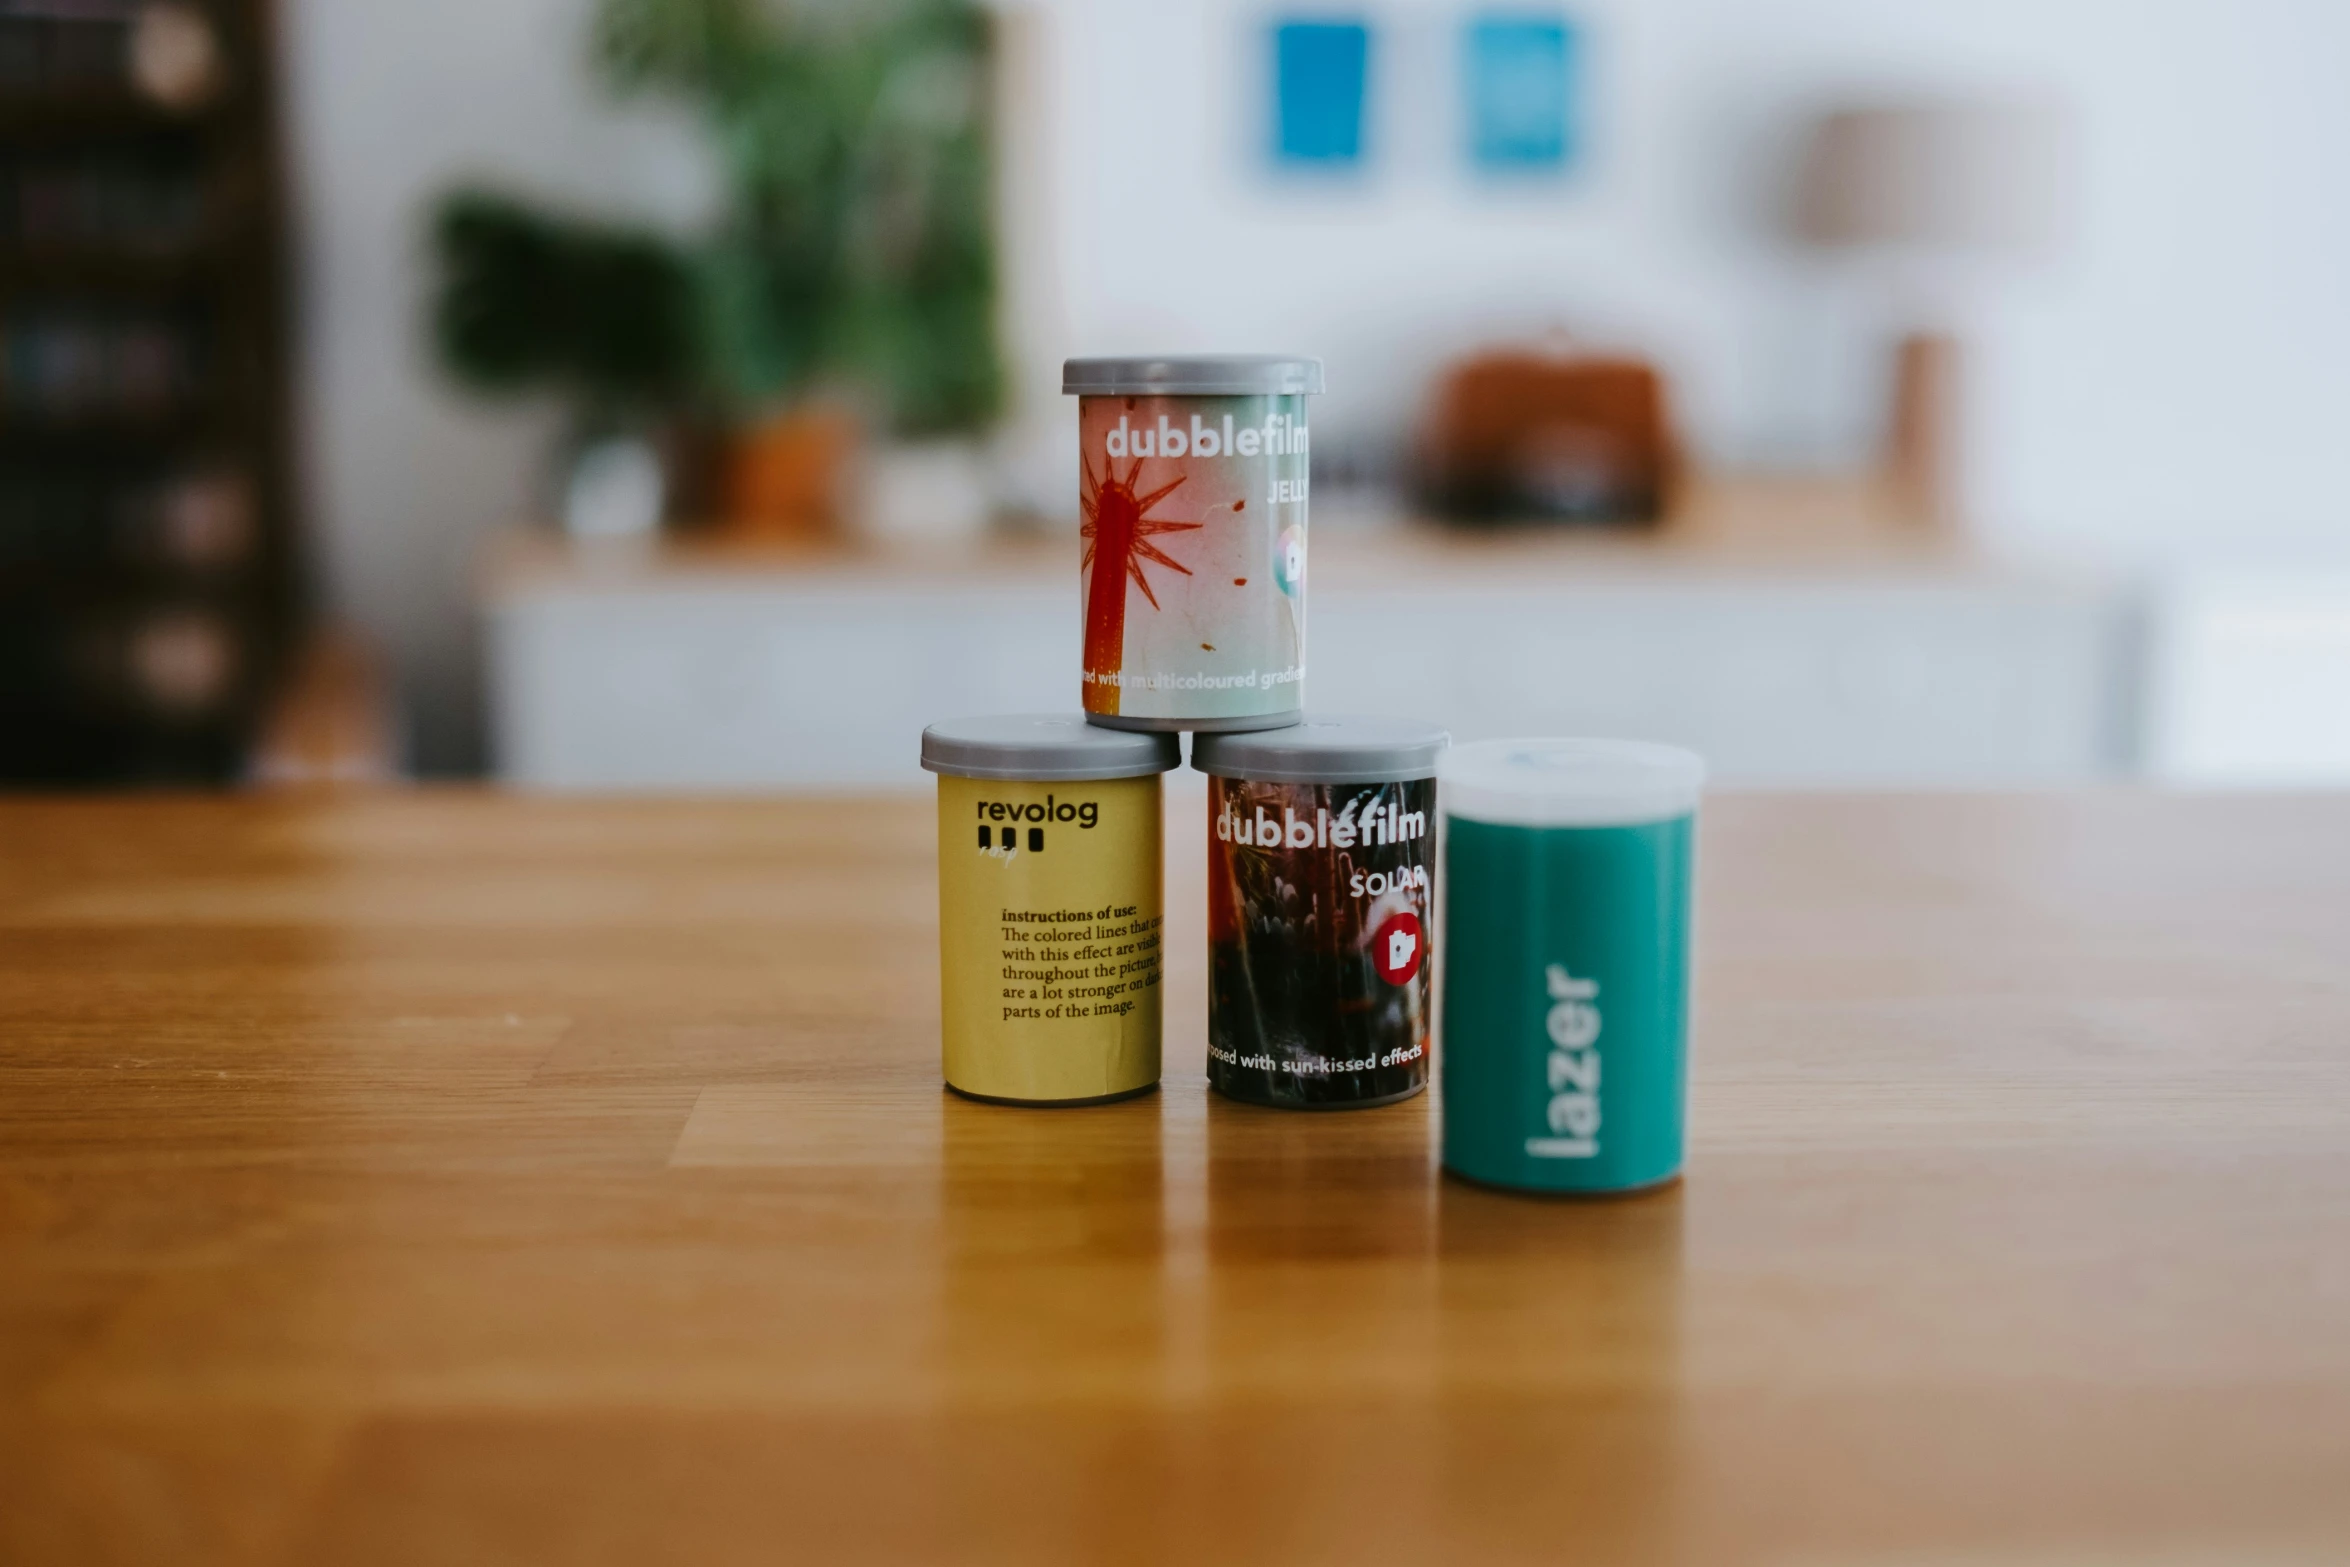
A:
[1080, 457, 1199, 714]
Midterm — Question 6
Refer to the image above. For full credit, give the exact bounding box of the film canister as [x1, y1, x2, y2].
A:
[1192, 715, 1450, 1109]
[1437, 739, 1704, 1192]
[923, 714, 1179, 1106]
[1062, 354, 1323, 734]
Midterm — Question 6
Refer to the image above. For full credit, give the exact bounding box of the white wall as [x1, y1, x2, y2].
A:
[283, 0, 715, 771]
[1016, 0, 2350, 558]
[285, 0, 2350, 770]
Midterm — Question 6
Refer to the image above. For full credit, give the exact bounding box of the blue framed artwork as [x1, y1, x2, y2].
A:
[1272, 19, 1370, 168]
[1463, 14, 1579, 172]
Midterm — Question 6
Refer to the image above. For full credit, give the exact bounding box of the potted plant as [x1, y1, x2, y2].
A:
[430, 0, 1004, 542]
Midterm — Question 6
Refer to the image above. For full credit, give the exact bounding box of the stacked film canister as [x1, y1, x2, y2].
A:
[920, 356, 1703, 1193]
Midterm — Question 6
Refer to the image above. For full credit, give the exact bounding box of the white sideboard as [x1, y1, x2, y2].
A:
[2144, 572, 2350, 786]
[483, 524, 2139, 791]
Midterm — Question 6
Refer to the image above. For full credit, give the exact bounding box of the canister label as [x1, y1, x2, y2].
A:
[1439, 814, 1693, 1191]
[1078, 393, 1308, 724]
[1206, 776, 1433, 1107]
[936, 774, 1164, 1103]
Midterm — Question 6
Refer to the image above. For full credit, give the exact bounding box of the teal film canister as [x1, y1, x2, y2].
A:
[1437, 739, 1704, 1195]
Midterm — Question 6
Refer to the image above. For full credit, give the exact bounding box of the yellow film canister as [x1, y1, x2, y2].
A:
[922, 714, 1179, 1106]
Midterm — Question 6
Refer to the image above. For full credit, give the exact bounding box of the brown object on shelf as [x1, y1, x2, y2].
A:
[4, 790, 2348, 1561]
[1888, 329, 1962, 529]
[718, 403, 858, 541]
[128, 2, 227, 110]
[1418, 346, 1678, 524]
[248, 625, 399, 784]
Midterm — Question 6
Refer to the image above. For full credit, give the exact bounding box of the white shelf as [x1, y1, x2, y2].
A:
[483, 519, 2139, 791]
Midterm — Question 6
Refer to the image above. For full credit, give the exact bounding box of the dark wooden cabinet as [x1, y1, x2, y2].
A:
[0, 0, 295, 784]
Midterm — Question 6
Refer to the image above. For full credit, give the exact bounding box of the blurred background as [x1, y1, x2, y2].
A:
[5, 0, 2347, 791]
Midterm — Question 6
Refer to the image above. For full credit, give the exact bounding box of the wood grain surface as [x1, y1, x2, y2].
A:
[3, 790, 2347, 1565]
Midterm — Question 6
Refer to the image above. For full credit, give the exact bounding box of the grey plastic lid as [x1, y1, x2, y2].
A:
[1440, 738, 1705, 827]
[922, 714, 1180, 782]
[1191, 715, 1449, 785]
[1063, 355, 1324, 397]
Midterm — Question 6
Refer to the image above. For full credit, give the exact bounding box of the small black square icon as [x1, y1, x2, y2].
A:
[977, 826, 990, 850]
[999, 826, 1016, 849]
[1027, 827, 1044, 852]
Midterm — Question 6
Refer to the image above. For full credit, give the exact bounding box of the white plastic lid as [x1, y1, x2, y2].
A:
[1439, 738, 1705, 827]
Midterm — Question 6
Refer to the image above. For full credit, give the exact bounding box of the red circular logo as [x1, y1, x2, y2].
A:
[1372, 911, 1424, 986]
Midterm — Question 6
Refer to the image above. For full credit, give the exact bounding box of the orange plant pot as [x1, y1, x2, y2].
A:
[720, 405, 860, 541]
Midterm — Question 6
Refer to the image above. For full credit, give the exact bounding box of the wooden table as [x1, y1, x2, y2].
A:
[4, 792, 2347, 1564]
